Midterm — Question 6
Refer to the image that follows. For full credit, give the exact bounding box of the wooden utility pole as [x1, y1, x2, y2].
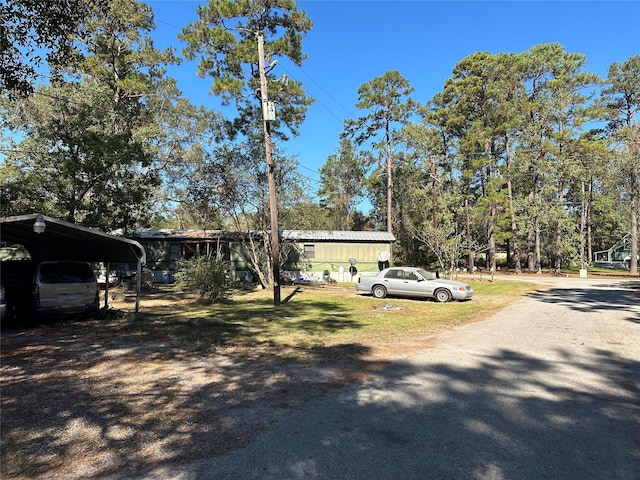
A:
[257, 32, 281, 306]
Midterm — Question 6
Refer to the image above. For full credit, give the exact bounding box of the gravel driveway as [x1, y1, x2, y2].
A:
[116, 277, 640, 480]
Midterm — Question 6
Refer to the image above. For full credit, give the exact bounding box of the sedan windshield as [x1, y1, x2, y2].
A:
[417, 269, 435, 280]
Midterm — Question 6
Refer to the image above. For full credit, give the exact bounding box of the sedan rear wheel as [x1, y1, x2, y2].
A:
[434, 288, 453, 303]
[372, 284, 388, 299]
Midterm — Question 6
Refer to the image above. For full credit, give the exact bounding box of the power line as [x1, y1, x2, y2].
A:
[155, 3, 354, 128]
[298, 162, 322, 177]
[295, 170, 321, 185]
[277, 62, 351, 125]
[281, 61, 355, 119]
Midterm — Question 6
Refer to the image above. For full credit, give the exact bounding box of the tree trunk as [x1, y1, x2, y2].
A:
[431, 156, 438, 249]
[580, 179, 588, 266]
[553, 180, 565, 275]
[386, 127, 393, 234]
[241, 232, 271, 289]
[631, 198, 639, 276]
[587, 179, 593, 264]
[484, 141, 496, 272]
[554, 234, 562, 274]
[505, 140, 521, 273]
[465, 198, 474, 272]
[630, 134, 639, 276]
[488, 202, 497, 272]
[535, 217, 542, 274]
[527, 221, 535, 273]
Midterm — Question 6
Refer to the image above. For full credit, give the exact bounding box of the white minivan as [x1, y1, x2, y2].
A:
[2, 260, 99, 322]
[33, 261, 99, 317]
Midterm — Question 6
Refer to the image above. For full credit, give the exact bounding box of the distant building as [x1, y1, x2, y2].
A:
[593, 233, 637, 270]
[131, 229, 395, 283]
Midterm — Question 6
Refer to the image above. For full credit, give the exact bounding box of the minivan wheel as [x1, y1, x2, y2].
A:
[372, 285, 387, 299]
[434, 288, 453, 303]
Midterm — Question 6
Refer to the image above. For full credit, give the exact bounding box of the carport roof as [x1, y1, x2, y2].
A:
[0, 214, 146, 264]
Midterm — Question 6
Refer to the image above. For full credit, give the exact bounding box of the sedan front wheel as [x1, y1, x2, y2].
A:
[434, 288, 453, 303]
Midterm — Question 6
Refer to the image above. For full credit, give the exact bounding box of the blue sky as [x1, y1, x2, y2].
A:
[149, 0, 640, 194]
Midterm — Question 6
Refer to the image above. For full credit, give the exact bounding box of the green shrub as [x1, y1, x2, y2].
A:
[173, 256, 234, 304]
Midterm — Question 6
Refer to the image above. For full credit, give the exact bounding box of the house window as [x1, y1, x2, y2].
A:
[169, 244, 181, 261]
[303, 244, 315, 259]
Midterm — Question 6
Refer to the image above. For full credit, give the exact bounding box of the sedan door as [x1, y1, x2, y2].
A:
[380, 269, 404, 295]
[400, 270, 433, 298]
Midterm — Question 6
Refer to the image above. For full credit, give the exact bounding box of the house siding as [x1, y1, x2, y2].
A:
[133, 230, 394, 283]
[282, 240, 392, 282]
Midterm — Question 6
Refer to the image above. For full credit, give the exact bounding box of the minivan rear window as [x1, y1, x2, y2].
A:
[39, 262, 96, 284]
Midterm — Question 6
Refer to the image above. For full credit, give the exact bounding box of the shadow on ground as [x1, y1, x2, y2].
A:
[527, 282, 640, 323]
[122, 346, 640, 480]
[1, 327, 380, 479]
[0, 286, 380, 480]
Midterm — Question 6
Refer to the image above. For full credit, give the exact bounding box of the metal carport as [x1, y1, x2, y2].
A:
[0, 213, 146, 312]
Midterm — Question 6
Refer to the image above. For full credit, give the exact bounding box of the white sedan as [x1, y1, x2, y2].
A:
[356, 267, 473, 302]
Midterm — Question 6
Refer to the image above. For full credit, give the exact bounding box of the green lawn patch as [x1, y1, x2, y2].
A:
[67, 280, 536, 360]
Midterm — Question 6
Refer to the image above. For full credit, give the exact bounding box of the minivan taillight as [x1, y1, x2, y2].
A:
[32, 283, 40, 302]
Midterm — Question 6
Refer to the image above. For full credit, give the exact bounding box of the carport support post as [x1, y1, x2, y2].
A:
[135, 260, 142, 313]
[104, 261, 110, 310]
